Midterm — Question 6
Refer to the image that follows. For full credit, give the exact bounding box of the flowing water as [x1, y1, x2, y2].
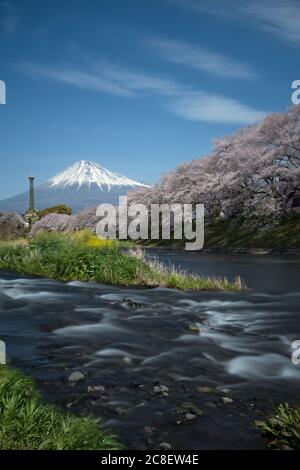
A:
[0, 252, 300, 449]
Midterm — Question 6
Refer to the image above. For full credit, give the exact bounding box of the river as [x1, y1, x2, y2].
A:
[0, 251, 300, 449]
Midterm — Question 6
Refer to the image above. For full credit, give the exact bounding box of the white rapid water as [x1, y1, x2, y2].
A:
[1, 269, 300, 449]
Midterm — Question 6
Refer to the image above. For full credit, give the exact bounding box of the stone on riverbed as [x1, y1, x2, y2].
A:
[115, 407, 129, 415]
[196, 386, 215, 394]
[221, 397, 234, 404]
[153, 384, 169, 396]
[159, 442, 172, 450]
[185, 413, 197, 421]
[220, 387, 232, 394]
[122, 298, 143, 309]
[188, 324, 201, 333]
[87, 385, 105, 395]
[122, 356, 132, 365]
[143, 426, 155, 437]
[67, 371, 85, 383]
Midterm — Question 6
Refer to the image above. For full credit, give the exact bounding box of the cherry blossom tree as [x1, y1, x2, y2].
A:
[31, 106, 300, 236]
[129, 105, 300, 219]
[30, 213, 74, 236]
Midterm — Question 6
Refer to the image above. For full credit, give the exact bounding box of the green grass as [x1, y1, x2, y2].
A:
[204, 213, 300, 250]
[0, 365, 122, 450]
[128, 247, 244, 291]
[256, 403, 300, 450]
[0, 231, 244, 291]
[140, 213, 300, 251]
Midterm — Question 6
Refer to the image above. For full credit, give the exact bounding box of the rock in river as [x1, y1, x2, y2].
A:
[68, 371, 85, 383]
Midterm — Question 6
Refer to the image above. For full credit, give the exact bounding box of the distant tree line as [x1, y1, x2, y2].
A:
[37, 205, 72, 218]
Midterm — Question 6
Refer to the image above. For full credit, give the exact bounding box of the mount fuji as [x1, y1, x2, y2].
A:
[0, 160, 150, 213]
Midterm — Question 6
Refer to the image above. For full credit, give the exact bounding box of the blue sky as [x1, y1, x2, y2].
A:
[0, 0, 298, 199]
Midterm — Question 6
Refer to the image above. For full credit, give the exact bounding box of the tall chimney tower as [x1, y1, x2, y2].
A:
[28, 176, 35, 212]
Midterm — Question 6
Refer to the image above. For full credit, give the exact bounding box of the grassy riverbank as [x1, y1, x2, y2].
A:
[138, 213, 300, 253]
[0, 366, 122, 450]
[0, 231, 244, 291]
[204, 213, 300, 251]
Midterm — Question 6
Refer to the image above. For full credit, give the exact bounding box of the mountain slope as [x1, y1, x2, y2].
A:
[48, 160, 146, 190]
[0, 160, 149, 213]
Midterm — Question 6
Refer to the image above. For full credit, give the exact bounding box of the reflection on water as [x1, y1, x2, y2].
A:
[146, 249, 300, 293]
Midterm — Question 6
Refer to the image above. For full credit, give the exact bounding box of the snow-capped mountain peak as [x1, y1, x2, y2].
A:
[0, 160, 150, 213]
[48, 160, 148, 191]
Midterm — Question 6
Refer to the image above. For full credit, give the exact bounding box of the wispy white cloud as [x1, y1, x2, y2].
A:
[20, 61, 184, 98]
[146, 36, 257, 79]
[20, 63, 136, 97]
[92, 61, 182, 95]
[170, 0, 300, 45]
[18, 60, 265, 125]
[0, 2, 18, 36]
[244, 0, 300, 44]
[168, 91, 265, 124]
